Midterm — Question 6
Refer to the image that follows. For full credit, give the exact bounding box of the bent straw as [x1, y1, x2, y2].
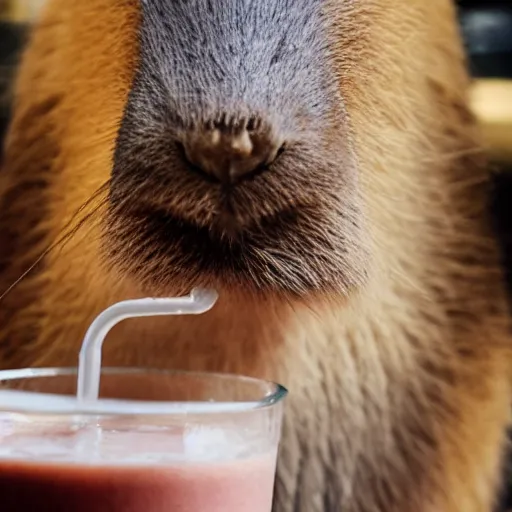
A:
[77, 288, 218, 403]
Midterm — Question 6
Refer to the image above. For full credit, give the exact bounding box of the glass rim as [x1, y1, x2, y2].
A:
[0, 367, 288, 416]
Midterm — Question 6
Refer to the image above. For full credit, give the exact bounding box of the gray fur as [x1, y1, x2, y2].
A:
[109, 0, 369, 296]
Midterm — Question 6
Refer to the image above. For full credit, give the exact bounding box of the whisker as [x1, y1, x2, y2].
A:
[0, 181, 111, 302]
[57, 181, 111, 238]
[52, 198, 109, 260]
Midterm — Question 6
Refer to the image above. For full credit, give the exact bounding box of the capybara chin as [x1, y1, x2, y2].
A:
[0, 1, 510, 511]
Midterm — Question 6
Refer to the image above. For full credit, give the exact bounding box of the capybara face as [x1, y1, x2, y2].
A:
[1, 0, 468, 303]
[107, 0, 370, 297]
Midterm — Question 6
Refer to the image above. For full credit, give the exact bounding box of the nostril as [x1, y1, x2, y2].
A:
[246, 116, 257, 132]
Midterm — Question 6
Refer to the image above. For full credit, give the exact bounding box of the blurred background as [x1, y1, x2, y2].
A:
[0, 0, 44, 20]
[0, 0, 512, 509]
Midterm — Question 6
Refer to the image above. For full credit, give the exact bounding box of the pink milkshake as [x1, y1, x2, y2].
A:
[0, 368, 286, 512]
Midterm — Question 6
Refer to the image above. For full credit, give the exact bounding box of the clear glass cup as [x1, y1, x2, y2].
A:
[0, 368, 287, 512]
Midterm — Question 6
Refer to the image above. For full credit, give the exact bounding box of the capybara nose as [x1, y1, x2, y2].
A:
[182, 116, 283, 183]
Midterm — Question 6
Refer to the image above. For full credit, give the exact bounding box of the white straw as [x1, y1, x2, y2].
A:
[77, 288, 218, 403]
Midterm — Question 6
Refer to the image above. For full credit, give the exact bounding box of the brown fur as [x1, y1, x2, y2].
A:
[0, 1, 511, 511]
